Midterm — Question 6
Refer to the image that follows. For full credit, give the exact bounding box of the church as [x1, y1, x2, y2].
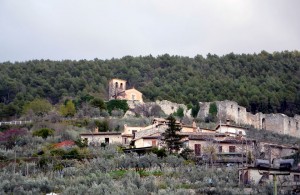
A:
[108, 78, 143, 103]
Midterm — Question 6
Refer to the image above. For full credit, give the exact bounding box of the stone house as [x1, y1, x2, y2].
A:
[215, 122, 247, 137]
[259, 142, 298, 162]
[80, 127, 122, 145]
[239, 167, 300, 187]
[108, 78, 143, 103]
[186, 134, 256, 164]
[80, 132, 122, 145]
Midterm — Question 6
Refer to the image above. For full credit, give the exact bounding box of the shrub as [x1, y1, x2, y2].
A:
[0, 129, 27, 149]
[32, 128, 54, 139]
[151, 147, 167, 158]
[106, 100, 129, 114]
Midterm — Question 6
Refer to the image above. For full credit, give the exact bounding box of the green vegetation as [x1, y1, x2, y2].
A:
[23, 99, 52, 117]
[106, 100, 129, 114]
[60, 100, 76, 117]
[174, 106, 184, 118]
[32, 128, 55, 139]
[162, 115, 182, 153]
[206, 102, 218, 122]
[1, 51, 300, 120]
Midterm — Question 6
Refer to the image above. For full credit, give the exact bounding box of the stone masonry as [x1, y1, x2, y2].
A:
[197, 100, 300, 138]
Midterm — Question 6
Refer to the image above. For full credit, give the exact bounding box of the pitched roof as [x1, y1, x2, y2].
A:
[125, 88, 142, 94]
[80, 132, 121, 136]
[215, 124, 248, 130]
[54, 140, 75, 148]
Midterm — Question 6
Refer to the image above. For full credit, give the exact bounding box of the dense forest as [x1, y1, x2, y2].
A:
[0, 50, 300, 119]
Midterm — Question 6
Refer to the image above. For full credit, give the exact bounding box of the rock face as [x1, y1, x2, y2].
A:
[125, 100, 190, 118]
[155, 100, 188, 116]
[197, 100, 300, 138]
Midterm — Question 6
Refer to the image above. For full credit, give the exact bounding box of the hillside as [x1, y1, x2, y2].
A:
[0, 50, 300, 119]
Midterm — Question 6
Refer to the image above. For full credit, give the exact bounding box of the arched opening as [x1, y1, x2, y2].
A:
[120, 83, 123, 90]
[296, 122, 299, 130]
[115, 82, 119, 88]
[262, 118, 266, 130]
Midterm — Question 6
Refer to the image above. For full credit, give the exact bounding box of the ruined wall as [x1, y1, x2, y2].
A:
[197, 100, 300, 138]
[155, 100, 188, 116]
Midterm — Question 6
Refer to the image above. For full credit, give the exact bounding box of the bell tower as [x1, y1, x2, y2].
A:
[108, 78, 127, 100]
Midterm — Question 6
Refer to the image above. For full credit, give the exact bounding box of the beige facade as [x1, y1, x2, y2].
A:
[108, 78, 143, 103]
[187, 136, 255, 159]
[134, 136, 160, 148]
[215, 124, 247, 136]
[239, 167, 300, 186]
[124, 88, 143, 103]
[80, 132, 122, 145]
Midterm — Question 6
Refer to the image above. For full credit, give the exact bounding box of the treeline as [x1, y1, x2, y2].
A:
[0, 50, 300, 119]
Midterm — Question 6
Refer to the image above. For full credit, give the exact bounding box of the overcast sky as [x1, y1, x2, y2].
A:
[0, 0, 299, 62]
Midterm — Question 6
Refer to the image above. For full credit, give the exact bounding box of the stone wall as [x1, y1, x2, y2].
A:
[126, 100, 189, 117]
[197, 100, 300, 138]
[155, 100, 188, 116]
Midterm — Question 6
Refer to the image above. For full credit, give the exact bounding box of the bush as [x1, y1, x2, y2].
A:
[32, 128, 54, 139]
[151, 147, 167, 158]
[106, 100, 129, 115]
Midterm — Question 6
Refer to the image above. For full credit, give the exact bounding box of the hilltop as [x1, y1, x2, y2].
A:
[1, 50, 300, 120]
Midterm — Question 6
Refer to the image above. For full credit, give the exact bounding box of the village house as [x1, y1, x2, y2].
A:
[215, 120, 247, 137]
[259, 142, 298, 161]
[80, 127, 122, 145]
[186, 134, 256, 164]
[239, 166, 300, 187]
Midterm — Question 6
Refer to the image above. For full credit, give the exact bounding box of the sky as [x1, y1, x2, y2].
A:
[0, 0, 299, 62]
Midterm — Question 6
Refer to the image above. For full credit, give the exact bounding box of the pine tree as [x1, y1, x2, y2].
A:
[163, 115, 182, 153]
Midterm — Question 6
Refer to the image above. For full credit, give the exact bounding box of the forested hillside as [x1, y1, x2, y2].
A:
[0, 50, 300, 119]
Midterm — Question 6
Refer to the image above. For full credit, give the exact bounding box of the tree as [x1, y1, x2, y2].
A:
[206, 102, 218, 122]
[23, 99, 52, 117]
[106, 100, 129, 115]
[32, 128, 55, 139]
[0, 129, 27, 149]
[162, 115, 182, 153]
[191, 103, 200, 118]
[90, 98, 106, 110]
[60, 100, 76, 117]
[175, 107, 184, 118]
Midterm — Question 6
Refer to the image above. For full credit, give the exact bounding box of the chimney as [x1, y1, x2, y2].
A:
[192, 121, 197, 132]
[226, 119, 230, 125]
[94, 127, 99, 133]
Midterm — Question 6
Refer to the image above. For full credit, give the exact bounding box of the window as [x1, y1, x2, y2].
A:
[294, 175, 300, 182]
[194, 144, 201, 156]
[105, 138, 109, 144]
[152, 140, 157, 146]
[296, 122, 299, 130]
[262, 118, 266, 130]
[123, 138, 128, 144]
[120, 83, 123, 90]
[229, 146, 236, 153]
[132, 130, 137, 139]
[218, 146, 222, 153]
